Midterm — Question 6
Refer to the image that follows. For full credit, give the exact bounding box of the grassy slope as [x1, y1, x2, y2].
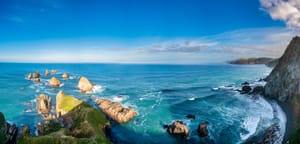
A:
[18, 99, 110, 144]
[57, 92, 82, 113]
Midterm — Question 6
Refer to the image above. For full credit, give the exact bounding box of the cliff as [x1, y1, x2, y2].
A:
[264, 36, 300, 143]
[228, 57, 278, 67]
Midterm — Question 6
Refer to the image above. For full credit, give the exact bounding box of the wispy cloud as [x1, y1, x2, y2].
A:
[260, 0, 300, 28]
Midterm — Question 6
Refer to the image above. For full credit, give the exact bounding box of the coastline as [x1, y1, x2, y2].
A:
[277, 101, 296, 142]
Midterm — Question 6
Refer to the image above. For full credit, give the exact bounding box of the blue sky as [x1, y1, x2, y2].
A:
[0, 0, 299, 63]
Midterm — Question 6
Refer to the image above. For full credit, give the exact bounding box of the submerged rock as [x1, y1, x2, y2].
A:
[166, 121, 189, 138]
[197, 121, 209, 137]
[78, 77, 93, 92]
[95, 98, 137, 123]
[49, 77, 61, 87]
[186, 114, 196, 120]
[62, 73, 69, 79]
[36, 94, 52, 115]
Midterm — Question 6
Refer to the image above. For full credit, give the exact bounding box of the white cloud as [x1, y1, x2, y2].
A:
[260, 0, 300, 28]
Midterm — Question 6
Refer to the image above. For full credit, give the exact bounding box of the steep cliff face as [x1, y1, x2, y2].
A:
[265, 36, 300, 110]
[264, 36, 300, 143]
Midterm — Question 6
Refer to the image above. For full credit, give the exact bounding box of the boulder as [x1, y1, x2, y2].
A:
[95, 98, 137, 123]
[240, 85, 252, 94]
[251, 86, 264, 95]
[49, 77, 61, 87]
[32, 72, 40, 79]
[62, 73, 69, 79]
[36, 94, 52, 115]
[78, 77, 93, 92]
[197, 122, 209, 137]
[34, 78, 40, 83]
[45, 70, 49, 76]
[27, 73, 33, 80]
[166, 121, 189, 138]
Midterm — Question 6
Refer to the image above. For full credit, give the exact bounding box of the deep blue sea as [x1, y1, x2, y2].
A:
[0, 63, 286, 144]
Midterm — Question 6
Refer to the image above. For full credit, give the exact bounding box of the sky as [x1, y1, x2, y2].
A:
[0, 0, 299, 64]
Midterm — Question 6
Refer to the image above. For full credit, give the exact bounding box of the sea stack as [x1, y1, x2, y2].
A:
[166, 121, 189, 138]
[62, 73, 69, 79]
[49, 77, 61, 87]
[264, 36, 300, 142]
[45, 70, 49, 76]
[36, 94, 52, 115]
[78, 77, 93, 92]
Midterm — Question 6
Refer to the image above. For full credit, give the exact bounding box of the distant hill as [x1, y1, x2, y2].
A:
[228, 57, 278, 67]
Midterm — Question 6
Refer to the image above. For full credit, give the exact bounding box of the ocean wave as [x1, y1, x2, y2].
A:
[160, 86, 207, 93]
[240, 117, 260, 140]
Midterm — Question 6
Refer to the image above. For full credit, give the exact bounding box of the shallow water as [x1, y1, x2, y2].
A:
[0, 63, 285, 143]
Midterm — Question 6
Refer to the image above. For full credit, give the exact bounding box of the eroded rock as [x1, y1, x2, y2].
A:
[49, 77, 61, 87]
[78, 77, 93, 92]
[166, 121, 189, 138]
[95, 98, 137, 123]
[62, 73, 69, 79]
[36, 94, 52, 115]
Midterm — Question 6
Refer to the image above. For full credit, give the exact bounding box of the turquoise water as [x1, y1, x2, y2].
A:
[0, 63, 285, 143]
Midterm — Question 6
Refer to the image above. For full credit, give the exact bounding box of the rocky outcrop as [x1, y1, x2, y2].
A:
[78, 77, 93, 92]
[45, 70, 49, 76]
[95, 98, 137, 123]
[27, 73, 33, 80]
[197, 122, 209, 137]
[36, 94, 52, 115]
[62, 73, 69, 79]
[166, 121, 189, 138]
[49, 77, 61, 87]
[0, 112, 18, 144]
[186, 114, 196, 120]
[239, 82, 252, 94]
[32, 72, 40, 79]
[34, 78, 40, 83]
[264, 36, 300, 143]
[251, 86, 264, 95]
[228, 57, 278, 67]
[51, 70, 57, 74]
[56, 91, 82, 117]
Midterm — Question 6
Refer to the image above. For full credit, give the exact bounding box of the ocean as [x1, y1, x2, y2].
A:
[0, 63, 286, 143]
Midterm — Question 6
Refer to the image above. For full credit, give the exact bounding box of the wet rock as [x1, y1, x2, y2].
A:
[242, 81, 249, 85]
[78, 77, 93, 92]
[251, 86, 264, 95]
[62, 73, 69, 79]
[27, 73, 33, 80]
[197, 121, 209, 137]
[240, 85, 252, 94]
[36, 94, 52, 115]
[34, 78, 40, 83]
[0, 112, 18, 144]
[45, 70, 49, 76]
[95, 98, 137, 123]
[166, 121, 189, 138]
[186, 114, 196, 120]
[49, 77, 61, 87]
[32, 72, 40, 79]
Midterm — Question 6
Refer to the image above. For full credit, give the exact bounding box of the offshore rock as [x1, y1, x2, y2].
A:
[78, 77, 93, 92]
[36, 94, 52, 115]
[95, 98, 137, 123]
[166, 121, 189, 138]
[49, 77, 61, 87]
[62, 73, 69, 79]
[197, 122, 209, 137]
[45, 70, 49, 76]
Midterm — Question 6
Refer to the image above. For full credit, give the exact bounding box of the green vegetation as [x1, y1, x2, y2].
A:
[18, 101, 111, 144]
[288, 116, 300, 144]
[57, 92, 82, 113]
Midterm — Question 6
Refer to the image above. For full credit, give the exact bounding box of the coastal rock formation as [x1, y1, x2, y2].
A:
[166, 121, 189, 138]
[34, 78, 40, 83]
[0, 112, 18, 144]
[27, 73, 33, 80]
[49, 77, 61, 87]
[186, 114, 196, 120]
[45, 70, 49, 76]
[264, 36, 300, 143]
[56, 91, 82, 117]
[95, 98, 137, 123]
[239, 82, 252, 94]
[78, 77, 93, 92]
[36, 94, 52, 115]
[197, 122, 209, 137]
[228, 57, 278, 67]
[251, 86, 264, 95]
[32, 72, 40, 79]
[62, 73, 69, 79]
[18, 98, 111, 143]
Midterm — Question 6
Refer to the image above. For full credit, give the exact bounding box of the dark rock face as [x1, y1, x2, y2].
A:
[251, 86, 264, 95]
[197, 122, 209, 137]
[240, 85, 252, 94]
[265, 36, 300, 117]
[0, 112, 18, 144]
[166, 121, 189, 138]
